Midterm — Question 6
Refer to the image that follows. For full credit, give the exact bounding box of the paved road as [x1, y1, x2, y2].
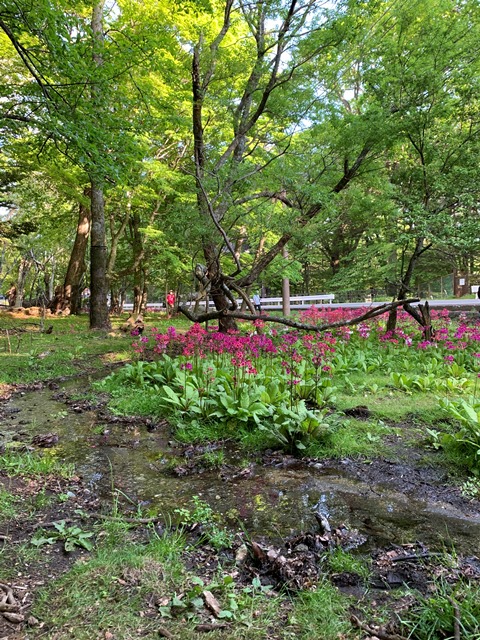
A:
[326, 299, 480, 309]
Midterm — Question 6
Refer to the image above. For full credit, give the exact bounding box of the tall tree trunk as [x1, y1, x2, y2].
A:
[90, 180, 110, 329]
[192, 42, 237, 332]
[89, 1, 110, 330]
[46, 256, 56, 301]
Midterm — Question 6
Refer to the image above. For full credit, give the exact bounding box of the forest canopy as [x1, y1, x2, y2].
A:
[0, 0, 479, 329]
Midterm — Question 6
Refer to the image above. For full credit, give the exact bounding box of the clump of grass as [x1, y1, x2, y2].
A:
[0, 451, 75, 478]
[174, 496, 234, 550]
[326, 548, 370, 580]
[106, 387, 165, 418]
[0, 488, 18, 520]
[32, 525, 187, 639]
[398, 579, 480, 639]
[200, 449, 225, 468]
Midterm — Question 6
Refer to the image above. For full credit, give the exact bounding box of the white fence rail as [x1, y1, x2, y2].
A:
[122, 294, 335, 311]
[207, 294, 335, 310]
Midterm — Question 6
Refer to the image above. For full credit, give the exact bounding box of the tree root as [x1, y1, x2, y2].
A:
[0, 583, 24, 624]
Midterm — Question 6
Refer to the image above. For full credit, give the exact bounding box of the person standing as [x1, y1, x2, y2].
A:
[252, 292, 261, 314]
[166, 290, 176, 318]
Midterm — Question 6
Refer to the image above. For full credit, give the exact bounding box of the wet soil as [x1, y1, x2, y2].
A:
[1, 378, 480, 637]
[1, 381, 480, 553]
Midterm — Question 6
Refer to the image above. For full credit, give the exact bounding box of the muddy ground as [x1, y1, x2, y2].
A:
[0, 382, 480, 638]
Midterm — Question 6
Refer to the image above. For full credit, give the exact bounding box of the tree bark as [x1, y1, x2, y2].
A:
[129, 212, 147, 319]
[89, 180, 110, 329]
[14, 256, 31, 307]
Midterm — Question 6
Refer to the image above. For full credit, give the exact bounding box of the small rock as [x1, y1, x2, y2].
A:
[235, 544, 248, 564]
[28, 615, 40, 626]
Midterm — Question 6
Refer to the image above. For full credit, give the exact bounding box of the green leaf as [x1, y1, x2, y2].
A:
[218, 610, 234, 619]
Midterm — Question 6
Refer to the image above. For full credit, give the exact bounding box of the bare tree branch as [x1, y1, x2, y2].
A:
[179, 298, 420, 332]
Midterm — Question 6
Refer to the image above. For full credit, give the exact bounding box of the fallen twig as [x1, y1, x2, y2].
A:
[391, 552, 439, 563]
[195, 623, 231, 632]
[448, 596, 461, 640]
[350, 614, 408, 640]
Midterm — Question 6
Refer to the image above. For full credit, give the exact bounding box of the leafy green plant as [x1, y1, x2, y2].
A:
[260, 402, 331, 454]
[439, 397, 480, 471]
[31, 520, 94, 552]
[460, 478, 480, 499]
[209, 385, 271, 426]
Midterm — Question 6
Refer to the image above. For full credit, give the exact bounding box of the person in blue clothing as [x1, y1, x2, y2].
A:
[252, 292, 261, 314]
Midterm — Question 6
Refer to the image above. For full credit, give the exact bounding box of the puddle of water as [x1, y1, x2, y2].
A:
[2, 387, 480, 554]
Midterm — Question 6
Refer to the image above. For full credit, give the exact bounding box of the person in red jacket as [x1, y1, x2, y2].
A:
[166, 290, 175, 318]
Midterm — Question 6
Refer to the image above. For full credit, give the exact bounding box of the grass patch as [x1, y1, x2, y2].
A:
[398, 579, 480, 639]
[326, 548, 370, 580]
[33, 527, 187, 640]
[0, 541, 47, 582]
[336, 388, 444, 424]
[107, 386, 165, 417]
[0, 488, 18, 520]
[30, 522, 291, 640]
[0, 450, 75, 477]
[0, 311, 192, 385]
[289, 579, 353, 639]
[307, 417, 390, 459]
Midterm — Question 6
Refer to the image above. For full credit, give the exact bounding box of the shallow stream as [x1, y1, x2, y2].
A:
[2, 383, 480, 555]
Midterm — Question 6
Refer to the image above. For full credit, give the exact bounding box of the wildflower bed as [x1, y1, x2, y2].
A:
[100, 307, 480, 472]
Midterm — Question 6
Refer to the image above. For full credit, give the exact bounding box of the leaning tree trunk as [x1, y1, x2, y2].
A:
[386, 237, 431, 335]
[203, 239, 237, 332]
[52, 191, 91, 315]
